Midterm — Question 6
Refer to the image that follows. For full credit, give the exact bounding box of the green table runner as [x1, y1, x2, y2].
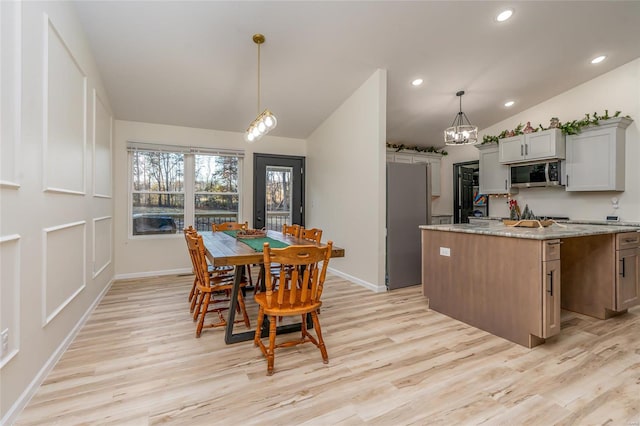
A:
[222, 230, 288, 252]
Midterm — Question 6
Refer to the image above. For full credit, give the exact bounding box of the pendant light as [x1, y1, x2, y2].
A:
[444, 90, 478, 146]
[245, 34, 277, 143]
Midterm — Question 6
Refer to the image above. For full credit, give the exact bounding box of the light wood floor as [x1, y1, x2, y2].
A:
[16, 273, 640, 425]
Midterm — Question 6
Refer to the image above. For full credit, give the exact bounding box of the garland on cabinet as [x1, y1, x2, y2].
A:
[481, 110, 631, 145]
[386, 142, 448, 156]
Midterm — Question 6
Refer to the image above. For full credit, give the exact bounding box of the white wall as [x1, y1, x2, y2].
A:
[113, 120, 306, 277]
[306, 69, 387, 292]
[431, 145, 479, 217]
[440, 59, 640, 222]
[0, 1, 114, 423]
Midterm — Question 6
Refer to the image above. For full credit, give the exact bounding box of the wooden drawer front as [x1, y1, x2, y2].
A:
[617, 232, 640, 250]
[543, 240, 561, 261]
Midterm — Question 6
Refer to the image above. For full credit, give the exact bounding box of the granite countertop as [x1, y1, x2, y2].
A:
[469, 216, 640, 227]
[420, 220, 640, 240]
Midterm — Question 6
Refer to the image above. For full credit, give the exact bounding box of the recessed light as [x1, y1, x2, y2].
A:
[411, 78, 424, 86]
[591, 55, 606, 64]
[504, 101, 515, 107]
[496, 9, 513, 22]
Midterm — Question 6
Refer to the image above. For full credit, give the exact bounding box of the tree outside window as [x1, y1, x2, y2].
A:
[130, 149, 241, 235]
[194, 155, 240, 231]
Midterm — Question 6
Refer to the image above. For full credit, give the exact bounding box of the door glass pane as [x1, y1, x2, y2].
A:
[265, 166, 293, 231]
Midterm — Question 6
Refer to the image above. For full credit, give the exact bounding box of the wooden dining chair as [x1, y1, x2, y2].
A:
[212, 221, 248, 232]
[185, 231, 251, 337]
[212, 221, 256, 286]
[254, 241, 333, 375]
[299, 227, 323, 244]
[282, 223, 301, 238]
[184, 226, 232, 313]
[254, 223, 302, 295]
[184, 226, 200, 304]
[184, 227, 235, 320]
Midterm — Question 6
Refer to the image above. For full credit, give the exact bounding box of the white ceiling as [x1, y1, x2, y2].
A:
[73, 1, 640, 148]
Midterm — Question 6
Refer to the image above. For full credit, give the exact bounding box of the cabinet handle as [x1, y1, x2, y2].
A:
[505, 179, 507, 190]
[525, 144, 528, 156]
[547, 241, 563, 246]
[547, 270, 554, 296]
[520, 145, 523, 156]
[620, 258, 625, 278]
[566, 174, 569, 187]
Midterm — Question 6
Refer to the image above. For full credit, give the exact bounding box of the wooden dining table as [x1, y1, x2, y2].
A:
[201, 230, 345, 344]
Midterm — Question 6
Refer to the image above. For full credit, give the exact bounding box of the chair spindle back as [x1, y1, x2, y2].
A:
[262, 242, 332, 309]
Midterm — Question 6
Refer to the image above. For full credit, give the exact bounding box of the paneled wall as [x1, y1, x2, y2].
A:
[0, 1, 114, 423]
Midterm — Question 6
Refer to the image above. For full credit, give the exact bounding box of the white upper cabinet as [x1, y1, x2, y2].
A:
[387, 150, 442, 196]
[476, 143, 518, 195]
[499, 129, 565, 164]
[565, 117, 632, 192]
[393, 153, 414, 164]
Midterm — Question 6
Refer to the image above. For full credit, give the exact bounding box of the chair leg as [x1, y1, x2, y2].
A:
[192, 291, 203, 321]
[246, 264, 254, 287]
[267, 315, 277, 375]
[196, 292, 211, 338]
[188, 277, 197, 302]
[301, 314, 308, 338]
[254, 306, 265, 346]
[236, 290, 251, 328]
[254, 267, 263, 295]
[190, 284, 200, 313]
[311, 311, 328, 364]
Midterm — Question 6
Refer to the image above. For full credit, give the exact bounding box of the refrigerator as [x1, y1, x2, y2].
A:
[386, 162, 432, 290]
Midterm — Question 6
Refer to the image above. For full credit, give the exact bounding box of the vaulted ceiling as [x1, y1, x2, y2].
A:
[74, 1, 640, 148]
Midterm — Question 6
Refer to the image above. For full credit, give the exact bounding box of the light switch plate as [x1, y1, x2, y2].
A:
[606, 215, 619, 221]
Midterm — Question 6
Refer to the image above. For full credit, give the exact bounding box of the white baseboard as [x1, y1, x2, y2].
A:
[114, 267, 192, 281]
[2, 279, 114, 426]
[328, 267, 386, 293]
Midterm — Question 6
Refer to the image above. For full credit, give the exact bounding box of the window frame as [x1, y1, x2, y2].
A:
[127, 142, 244, 239]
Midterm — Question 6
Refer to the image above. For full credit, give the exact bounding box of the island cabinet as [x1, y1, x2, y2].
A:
[499, 129, 565, 164]
[421, 230, 561, 348]
[542, 240, 562, 338]
[561, 231, 640, 319]
[422, 222, 640, 348]
[616, 232, 640, 310]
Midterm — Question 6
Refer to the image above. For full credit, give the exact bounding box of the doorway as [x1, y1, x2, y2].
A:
[453, 161, 483, 223]
[253, 153, 305, 230]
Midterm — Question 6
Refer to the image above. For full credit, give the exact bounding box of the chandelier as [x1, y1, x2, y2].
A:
[444, 90, 478, 146]
[245, 34, 277, 143]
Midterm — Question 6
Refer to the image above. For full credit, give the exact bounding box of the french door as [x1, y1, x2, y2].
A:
[253, 154, 305, 230]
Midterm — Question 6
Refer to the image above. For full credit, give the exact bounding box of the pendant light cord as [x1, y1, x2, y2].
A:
[257, 41, 261, 115]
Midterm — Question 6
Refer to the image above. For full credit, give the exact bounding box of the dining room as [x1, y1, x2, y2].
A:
[3, 1, 640, 424]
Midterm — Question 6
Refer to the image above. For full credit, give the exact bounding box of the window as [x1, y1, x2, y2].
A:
[194, 154, 240, 231]
[128, 143, 243, 236]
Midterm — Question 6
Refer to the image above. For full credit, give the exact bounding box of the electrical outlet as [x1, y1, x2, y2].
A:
[611, 197, 619, 210]
[1, 329, 8, 357]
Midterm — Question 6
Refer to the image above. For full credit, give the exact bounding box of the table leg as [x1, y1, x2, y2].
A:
[224, 265, 250, 344]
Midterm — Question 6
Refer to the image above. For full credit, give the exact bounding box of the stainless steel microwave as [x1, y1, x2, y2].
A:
[510, 161, 564, 188]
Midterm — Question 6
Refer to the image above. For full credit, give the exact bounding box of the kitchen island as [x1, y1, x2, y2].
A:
[420, 221, 640, 347]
